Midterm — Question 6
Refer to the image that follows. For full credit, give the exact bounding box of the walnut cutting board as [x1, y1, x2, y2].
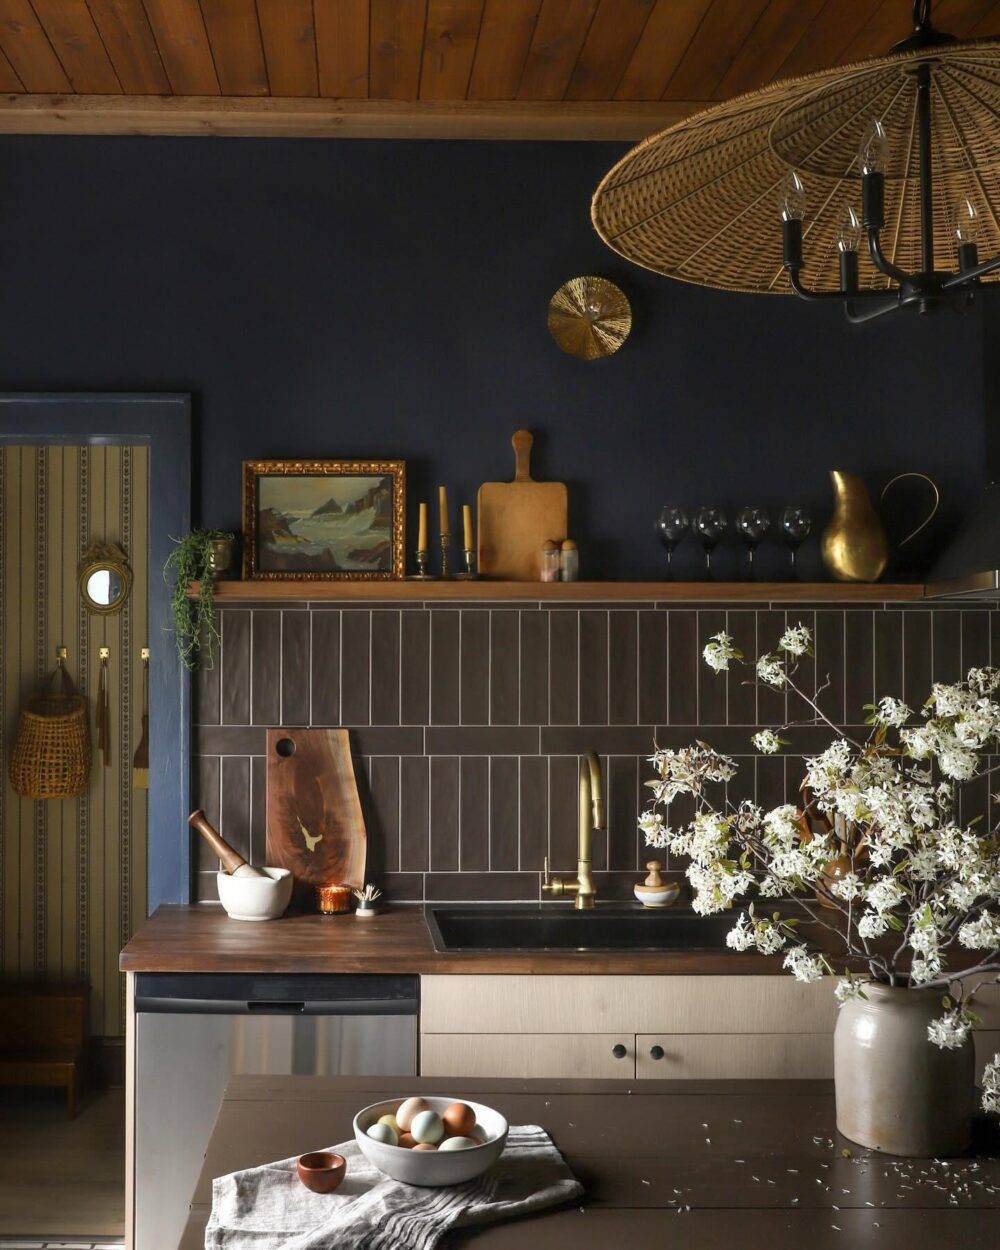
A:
[265, 728, 366, 899]
[477, 429, 568, 579]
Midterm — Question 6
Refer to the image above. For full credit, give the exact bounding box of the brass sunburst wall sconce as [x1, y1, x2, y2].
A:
[547, 276, 632, 360]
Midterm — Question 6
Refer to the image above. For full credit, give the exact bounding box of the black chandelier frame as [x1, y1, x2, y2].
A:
[781, 0, 1000, 324]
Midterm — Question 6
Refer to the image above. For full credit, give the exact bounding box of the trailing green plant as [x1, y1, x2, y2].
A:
[164, 529, 232, 670]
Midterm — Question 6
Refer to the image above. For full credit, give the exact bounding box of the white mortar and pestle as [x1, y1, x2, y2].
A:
[189, 810, 292, 921]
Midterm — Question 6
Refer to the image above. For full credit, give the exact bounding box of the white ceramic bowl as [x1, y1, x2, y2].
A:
[216, 867, 293, 921]
[354, 1097, 508, 1187]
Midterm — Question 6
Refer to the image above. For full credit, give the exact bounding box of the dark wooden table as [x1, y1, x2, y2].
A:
[178, 1075, 1000, 1248]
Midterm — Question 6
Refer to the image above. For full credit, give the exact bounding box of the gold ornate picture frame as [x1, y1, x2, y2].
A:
[242, 460, 405, 580]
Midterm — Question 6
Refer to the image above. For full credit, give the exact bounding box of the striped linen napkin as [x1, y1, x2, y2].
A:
[204, 1124, 582, 1249]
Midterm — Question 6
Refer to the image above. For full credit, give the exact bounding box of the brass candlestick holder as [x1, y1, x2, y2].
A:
[456, 548, 477, 579]
[439, 533, 452, 579]
[407, 548, 437, 580]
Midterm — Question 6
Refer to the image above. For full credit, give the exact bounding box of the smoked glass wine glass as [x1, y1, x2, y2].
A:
[656, 506, 689, 577]
[736, 506, 771, 578]
[694, 506, 727, 577]
[780, 505, 812, 577]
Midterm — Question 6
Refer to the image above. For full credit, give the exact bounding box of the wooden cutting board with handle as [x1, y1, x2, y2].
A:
[266, 728, 366, 903]
[477, 429, 568, 579]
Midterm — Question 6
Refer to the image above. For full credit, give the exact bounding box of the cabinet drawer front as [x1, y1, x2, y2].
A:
[421, 975, 837, 1034]
[421, 1033, 635, 1079]
[636, 1033, 833, 1079]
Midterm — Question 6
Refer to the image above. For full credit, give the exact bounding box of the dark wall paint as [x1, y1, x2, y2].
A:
[0, 136, 986, 579]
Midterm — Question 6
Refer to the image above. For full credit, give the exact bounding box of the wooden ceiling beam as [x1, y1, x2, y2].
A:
[0, 92, 701, 139]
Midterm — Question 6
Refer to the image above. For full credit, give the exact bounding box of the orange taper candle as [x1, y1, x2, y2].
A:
[417, 502, 428, 552]
[438, 485, 450, 537]
[462, 504, 473, 552]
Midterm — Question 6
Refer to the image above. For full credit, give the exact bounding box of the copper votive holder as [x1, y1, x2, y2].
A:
[316, 883, 352, 915]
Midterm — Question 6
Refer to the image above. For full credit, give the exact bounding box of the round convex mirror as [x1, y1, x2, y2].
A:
[79, 546, 132, 615]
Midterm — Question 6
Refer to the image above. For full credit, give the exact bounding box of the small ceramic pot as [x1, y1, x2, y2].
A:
[634, 880, 680, 907]
[207, 535, 235, 581]
[834, 982, 975, 1156]
[634, 860, 680, 907]
[296, 1151, 346, 1194]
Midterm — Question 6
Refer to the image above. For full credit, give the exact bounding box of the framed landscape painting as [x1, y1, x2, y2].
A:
[242, 460, 405, 579]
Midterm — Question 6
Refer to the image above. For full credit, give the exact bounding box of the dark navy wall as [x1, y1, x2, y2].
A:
[0, 135, 986, 579]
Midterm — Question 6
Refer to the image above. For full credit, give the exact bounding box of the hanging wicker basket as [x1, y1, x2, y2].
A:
[10, 660, 91, 799]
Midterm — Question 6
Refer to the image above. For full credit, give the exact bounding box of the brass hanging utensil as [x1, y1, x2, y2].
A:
[96, 646, 111, 768]
[133, 647, 149, 789]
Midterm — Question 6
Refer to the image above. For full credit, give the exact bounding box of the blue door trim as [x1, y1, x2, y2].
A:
[0, 392, 192, 908]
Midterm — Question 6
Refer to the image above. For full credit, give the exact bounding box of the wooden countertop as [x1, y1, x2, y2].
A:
[120, 904, 796, 975]
[178, 1074, 1000, 1249]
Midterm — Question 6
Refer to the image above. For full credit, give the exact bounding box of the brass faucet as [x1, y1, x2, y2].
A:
[542, 751, 604, 909]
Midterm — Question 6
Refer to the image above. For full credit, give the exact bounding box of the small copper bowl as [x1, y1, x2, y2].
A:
[317, 883, 353, 914]
[296, 1150, 346, 1193]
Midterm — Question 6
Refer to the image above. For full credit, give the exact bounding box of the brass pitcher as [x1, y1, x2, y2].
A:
[821, 470, 939, 583]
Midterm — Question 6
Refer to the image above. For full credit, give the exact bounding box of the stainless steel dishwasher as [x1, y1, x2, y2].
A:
[133, 972, 418, 1250]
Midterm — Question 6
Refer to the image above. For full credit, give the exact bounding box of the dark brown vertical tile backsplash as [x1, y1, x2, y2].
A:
[193, 600, 997, 903]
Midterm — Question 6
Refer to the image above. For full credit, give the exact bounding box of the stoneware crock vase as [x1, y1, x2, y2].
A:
[834, 983, 975, 1156]
[821, 471, 889, 582]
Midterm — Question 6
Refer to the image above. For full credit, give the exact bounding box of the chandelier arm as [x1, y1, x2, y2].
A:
[867, 229, 911, 283]
[788, 271, 891, 303]
[941, 253, 1000, 287]
[844, 294, 903, 324]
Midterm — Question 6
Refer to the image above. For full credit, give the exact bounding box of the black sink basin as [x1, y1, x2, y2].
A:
[424, 905, 735, 953]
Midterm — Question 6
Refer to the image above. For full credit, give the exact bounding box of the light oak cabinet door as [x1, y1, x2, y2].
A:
[421, 1033, 636, 1079]
[635, 1033, 834, 1080]
[421, 974, 838, 1034]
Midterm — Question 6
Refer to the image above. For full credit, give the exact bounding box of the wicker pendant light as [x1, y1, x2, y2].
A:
[592, 1, 1000, 318]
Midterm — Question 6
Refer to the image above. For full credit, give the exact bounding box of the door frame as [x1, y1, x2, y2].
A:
[0, 393, 192, 908]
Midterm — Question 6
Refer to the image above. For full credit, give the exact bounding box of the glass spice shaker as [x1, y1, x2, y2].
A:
[559, 539, 579, 581]
[540, 539, 560, 582]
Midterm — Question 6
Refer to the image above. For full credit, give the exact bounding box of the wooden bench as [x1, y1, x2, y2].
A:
[0, 981, 88, 1118]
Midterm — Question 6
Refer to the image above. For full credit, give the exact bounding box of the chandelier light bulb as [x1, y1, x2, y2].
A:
[858, 119, 889, 176]
[952, 196, 981, 243]
[837, 206, 864, 252]
[780, 170, 807, 222]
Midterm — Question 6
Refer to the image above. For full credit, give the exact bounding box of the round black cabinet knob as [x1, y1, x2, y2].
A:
[612, 1043, 628, 1059]
[649, 1045, 665, 1061]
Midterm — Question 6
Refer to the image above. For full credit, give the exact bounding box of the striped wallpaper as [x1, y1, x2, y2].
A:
[0, 445, 148, 1038]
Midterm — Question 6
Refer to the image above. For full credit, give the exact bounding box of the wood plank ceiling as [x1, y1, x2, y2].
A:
[0, 0, 996, 138]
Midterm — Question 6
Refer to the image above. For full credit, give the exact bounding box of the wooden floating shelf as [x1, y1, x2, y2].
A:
[191, 580, 926, 603]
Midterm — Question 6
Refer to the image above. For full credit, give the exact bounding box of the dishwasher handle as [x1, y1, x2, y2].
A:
[135, 995, 419, 1016]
